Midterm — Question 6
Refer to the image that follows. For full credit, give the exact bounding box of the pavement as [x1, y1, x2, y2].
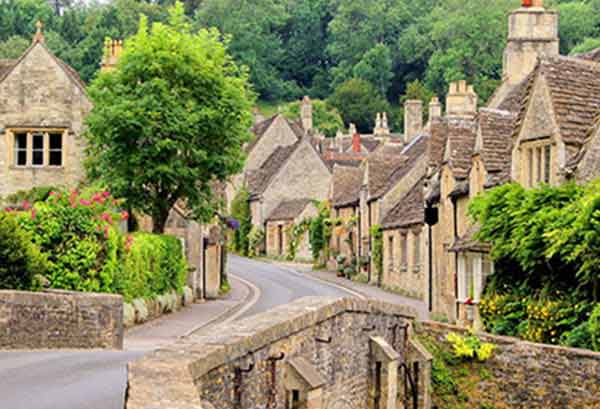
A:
[0, 256, 355, 409]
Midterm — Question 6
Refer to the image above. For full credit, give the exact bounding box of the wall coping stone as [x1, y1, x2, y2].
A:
[418, 320, 600, 360]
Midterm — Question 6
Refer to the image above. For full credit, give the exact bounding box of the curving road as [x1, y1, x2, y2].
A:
[0, 256, 355, 409]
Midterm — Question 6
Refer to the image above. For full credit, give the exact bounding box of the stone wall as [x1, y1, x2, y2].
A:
[416, 321, 600, 409]
[126, 297, 432, 409]
[0, 289, 123, 350]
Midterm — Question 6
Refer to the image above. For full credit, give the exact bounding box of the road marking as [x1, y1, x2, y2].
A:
[276, 264, 367, 300]
[182, 274, 261, 337]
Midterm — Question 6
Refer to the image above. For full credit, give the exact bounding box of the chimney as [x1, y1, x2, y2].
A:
[101, 39, 123, 72]
[349, 123, 357, 136]
[32, 21, 44, 44]
[352, 132, 361, 153]
[446, 81, 478, 117]
[373, 112, 390, 136]
[503, 0, 557, 85]
[429, 97, 442, 120]
[404, 100, 423, 143]
[301, 96, 313, 131]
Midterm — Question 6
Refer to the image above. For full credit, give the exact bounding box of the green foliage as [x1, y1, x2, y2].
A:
[282, 99, 344, 138]
[309, 200, 332, 266]
[0, 211, 47, 290]
[328, 78, 390, 133]
[397, 79, 435, 129]
[446, 332, 496, 362]
[556, 1, 600, 54]
[570, 37, 600, 55]
[231, 188, 252, 256]
[352, 43, 394, 96]
[85, 2, 255, 233]
[117, 233, 187, 302]
[2, 186, 57, 206]
[286, 220, 311, 261]
[370, 224, 383, 280]
[247, 226, 265, 258]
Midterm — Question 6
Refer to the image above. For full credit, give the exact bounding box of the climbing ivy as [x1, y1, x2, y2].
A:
[286, 219, 311, 261]
[370, 224, 383, 281]
[309, 200, 332, 267]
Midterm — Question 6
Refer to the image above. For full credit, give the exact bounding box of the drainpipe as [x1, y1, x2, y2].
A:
[425, 204, 438, 312]
[202, 237, 208, 300]
[367, 201, 372, 282]
[356, 205, 362, 266]
[451, 196, 459, 319]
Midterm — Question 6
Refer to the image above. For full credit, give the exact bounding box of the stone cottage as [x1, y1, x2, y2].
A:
[264, 198, 317, 260]
[0, 22, 92, 197]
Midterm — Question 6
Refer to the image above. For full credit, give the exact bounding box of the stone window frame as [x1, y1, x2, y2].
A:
[7, 128, 68, 169]
[413, 230, 421, 273]
[399, 232, 408, 272]
[457, 252, 494, 303]
[520, 138, 554, 187]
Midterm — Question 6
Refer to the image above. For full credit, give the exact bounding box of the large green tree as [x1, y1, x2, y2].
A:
[85, 2, 255, 233]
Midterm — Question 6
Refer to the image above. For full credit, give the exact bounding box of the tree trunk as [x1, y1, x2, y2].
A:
[152, 206, 171, 234]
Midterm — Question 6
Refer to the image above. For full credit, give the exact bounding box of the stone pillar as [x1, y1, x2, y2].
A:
[446, 81, 478, 117]
[404, 100, 423, 144]
[503, 1, 558, 85]
[369, 336, 400, 409]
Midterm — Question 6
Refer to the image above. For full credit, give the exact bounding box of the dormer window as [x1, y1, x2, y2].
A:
[11, 129, 65, 168]
[522, 140, 552, 187]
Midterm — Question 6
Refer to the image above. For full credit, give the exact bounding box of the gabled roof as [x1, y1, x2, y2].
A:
[513, 56, 600, 149]
[246, 142, 299, 197]
[366, 154, 403, 201]
[381, 134, 428, 195]
[496, 75, 532, 113]
[266, 198, 313, 221]
[0, 42, 87, 96]
[381, 178, 424, 230]
[476, 108, 517, 184]
[246, 114, 304, 153]
[331, 165, 363, 208]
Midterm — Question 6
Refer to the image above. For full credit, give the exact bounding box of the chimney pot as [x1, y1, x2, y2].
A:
[429, 97, 442, 120]
[301, 96, 313, 131]
[352, 132, 361, 153]
[446, 80, 478, 117]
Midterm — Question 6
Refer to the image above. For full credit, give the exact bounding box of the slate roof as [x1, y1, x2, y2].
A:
[573, 47, 600, 63]
[266, 198, 312, 221]
[449, 225, 490, 253]
[382, 134, 428, 194]
[381, 178, 424, 230]
[366, 154, 404, 201]
[331, 165, 363, 208]
[496, 75, 532, 113]
[0, 59, 15, 78]
[513, 56, 600, 150]
[476, 108, 517, 184]
[445, 117, 477, 179]
[246, 114, 304, 153]
[246, 143, 298, 197]
[320, 135, 385, 154]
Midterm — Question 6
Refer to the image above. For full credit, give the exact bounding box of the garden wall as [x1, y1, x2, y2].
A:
[417, 321, 600, 409]
[0, 289, 123, 350]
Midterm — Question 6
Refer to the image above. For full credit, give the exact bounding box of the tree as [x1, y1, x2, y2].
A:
[0, 35, 29, 59]
[85, 2, 255, 233]
[396, 79, 434, 130]
[353, 43, 394, 96]
[556, 2, 600, 54]
[327, 78, 390, 133]
[282, 99, 344, 138]
[570, 37, 600, 55]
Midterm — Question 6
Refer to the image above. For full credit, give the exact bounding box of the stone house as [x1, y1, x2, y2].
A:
[426, 0, 600, 324]
[329, 164, 363, 261]
[0, 23, 91, 197]
[264, 198, 317, 260]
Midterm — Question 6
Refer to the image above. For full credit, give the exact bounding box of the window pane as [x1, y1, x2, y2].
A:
[536, 147, 542, 183]
[15, 133, 27, 149]
[544, 145, 551, 183]
[33, 133, 44, 150]
[414, 233, 421, 270]
[49, 151, 62, 166]
[32, 150, 43, 165]
[49, 133, 62, 150]
[528, 148, 533, 187]
[17, 150, 26, 166]
[401, 234, 407, 266]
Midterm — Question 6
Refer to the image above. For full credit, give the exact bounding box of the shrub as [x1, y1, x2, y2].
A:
[446, 331, 495, 362]
[282, 99, 344, 138]
[248, 226, 265, 257]
[2, 186, 56, 206]
[230, 188, 252, 255]
[0, 212, 47, 289]
[370, 225, 383, 280]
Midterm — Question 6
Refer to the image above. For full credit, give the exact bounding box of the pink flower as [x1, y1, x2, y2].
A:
[31, 209, 36, 220]
[101, 212, 113, 224]
[69, 191, 78, 207]
[4, 207, 13, 212]
[49, 191, 56, 197]
[79, 199, 91, 206]
[91, 193, 104, 204]
[120, 211, 129, 221]
[125, 235, 134, 251]
[102, 191, 110, 198]
[22, 200, 30, 210]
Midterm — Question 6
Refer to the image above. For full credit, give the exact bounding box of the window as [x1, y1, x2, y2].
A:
[11, 130, 65, 167]
[413, 232, 421, 272]
[527, 148, 533, 187]
[289, 390, 300, 409]
[388, 236, 394, 268]
[49, 133, 63, 166]
[523, 142, 552, 187]
[400, 233, 408, 269]
[14, 133, 27, 166]
[543, 145, 551, 183]
[32, 133, 44, 166]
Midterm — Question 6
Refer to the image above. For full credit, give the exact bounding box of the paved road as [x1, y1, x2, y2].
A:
[0, 256, 354, 409]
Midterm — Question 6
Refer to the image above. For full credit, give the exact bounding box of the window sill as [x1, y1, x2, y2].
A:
[10, 165, 65, 170]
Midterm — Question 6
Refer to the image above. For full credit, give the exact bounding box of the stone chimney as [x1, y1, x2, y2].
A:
[404, 100, 423, 143]
[301, 96, 313, 131]
[349, 123, 357, 136]
[101, 39, 123, 72]
[374, 112, 390, 136]
[446, 81, 478, 117]
[32, 21, 44, 44]
[352, 132, 361, 153]
[503, 0, 558, 85]
[429, 97, 442, 120]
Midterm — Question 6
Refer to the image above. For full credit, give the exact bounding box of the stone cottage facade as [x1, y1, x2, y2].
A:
[0, 23, 91, 197]
[265, 198, 317, 260]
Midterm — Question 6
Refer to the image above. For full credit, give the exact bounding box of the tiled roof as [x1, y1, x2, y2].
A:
[320, 135, 385, 154]
[476, 108, 517, 184]
[496, 75, 531, 113]
[366, 154, 404, 201]
[513, 56, 600, 149]
[381, 178, 424, 230]
[445, 117, 477, 179]
[381, 134, 428, 195]
[266, 198, 312, 221]
[427, 117, 448, 170]
[0, 59, 15, 78]
[246, 143, 298, 196]
[449, 225, 490, 253]
[246, 114, 304, 153]
[331, 165, 363, 208]
[573, 47, 600, 63]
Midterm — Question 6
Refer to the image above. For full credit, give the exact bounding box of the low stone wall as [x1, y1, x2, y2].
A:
[126, 297, 431, 409]
[0, 289, 123, 350]
[416, 321, 600, 409]
[123, 287, 194, 328]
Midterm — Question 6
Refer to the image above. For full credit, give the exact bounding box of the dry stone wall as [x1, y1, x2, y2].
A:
[0, 289, 123, 350]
